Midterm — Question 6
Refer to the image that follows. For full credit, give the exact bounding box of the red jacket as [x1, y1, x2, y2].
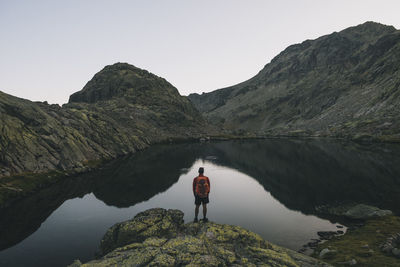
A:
[193, 175, 210, 196]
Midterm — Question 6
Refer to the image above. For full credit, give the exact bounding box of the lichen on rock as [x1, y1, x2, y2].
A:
[99, 208, 184, 255]
[71, 208, 330, 267]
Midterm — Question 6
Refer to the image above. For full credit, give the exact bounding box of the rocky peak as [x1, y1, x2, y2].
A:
[68, 62, 175, 104]
[267, 22, 398, 75]
[339, 21, 397, 43]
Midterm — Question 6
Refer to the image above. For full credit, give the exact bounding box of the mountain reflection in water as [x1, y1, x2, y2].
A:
[0, 139, 399, 267]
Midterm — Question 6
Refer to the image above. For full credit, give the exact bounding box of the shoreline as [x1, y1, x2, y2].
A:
[311, 215, 400, 266]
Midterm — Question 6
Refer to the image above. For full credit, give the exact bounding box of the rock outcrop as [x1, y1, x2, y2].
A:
[188, 22, 400, 141]
[316, 204, 393, 220]
[0, 63, 208, 178]
[71, 208, 330, 266]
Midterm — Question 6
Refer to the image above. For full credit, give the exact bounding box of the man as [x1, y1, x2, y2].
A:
[193, 167, 210, 222]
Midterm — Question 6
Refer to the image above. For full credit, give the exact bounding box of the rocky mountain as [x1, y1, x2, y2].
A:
[0, 63, 208, 178]
[188, 22, 400, 141]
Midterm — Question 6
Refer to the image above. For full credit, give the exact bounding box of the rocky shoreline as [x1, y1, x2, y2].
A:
[299, 204, 400, 266]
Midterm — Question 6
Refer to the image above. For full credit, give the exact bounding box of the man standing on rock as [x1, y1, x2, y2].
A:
[193, 167, 210, 222]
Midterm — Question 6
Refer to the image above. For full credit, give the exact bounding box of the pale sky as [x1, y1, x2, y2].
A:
[1, 0, 400, 104]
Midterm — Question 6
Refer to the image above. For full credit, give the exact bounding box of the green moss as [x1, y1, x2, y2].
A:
[148, 254, 175, 266]
[162, 236, 206, 255]
[313, 215, 400, 266]
[247, 246, 299, 267]
[189, 254, 221, 266]
[114, 242, 143, 252]
[214, 247, 236, 264]
[143, 237, 167, 247]
[175, 252, 193, 264]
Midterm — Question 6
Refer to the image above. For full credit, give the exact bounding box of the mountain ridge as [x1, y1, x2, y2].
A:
[188, 21, 400, 141]
[0, 63, 209, 178]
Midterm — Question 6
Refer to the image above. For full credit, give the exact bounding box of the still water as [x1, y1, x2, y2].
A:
[1, 139, 400, 267]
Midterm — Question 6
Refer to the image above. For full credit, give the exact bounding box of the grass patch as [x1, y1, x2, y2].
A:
[313, 216, 400, 266]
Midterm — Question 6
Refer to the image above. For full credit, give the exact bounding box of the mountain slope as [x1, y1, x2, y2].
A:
[188, 22, 400, 140]
[0, 63, 208, 177]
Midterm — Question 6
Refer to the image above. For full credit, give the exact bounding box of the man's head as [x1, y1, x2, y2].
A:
[198, 167, 204, 174]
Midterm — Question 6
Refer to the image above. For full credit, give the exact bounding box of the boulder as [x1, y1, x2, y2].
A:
[99, 208, 184, 255]
[344, 204, 392, 219]
[317, 203, 393, 220]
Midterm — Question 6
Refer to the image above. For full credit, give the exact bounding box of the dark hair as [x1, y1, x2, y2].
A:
[198, 167, 204, 174]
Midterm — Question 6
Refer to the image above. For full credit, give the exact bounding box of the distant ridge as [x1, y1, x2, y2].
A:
[188, 21, 400, 141]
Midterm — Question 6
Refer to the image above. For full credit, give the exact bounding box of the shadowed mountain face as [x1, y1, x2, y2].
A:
[188, 22, 400, 141]
[0, 63, 207, 178]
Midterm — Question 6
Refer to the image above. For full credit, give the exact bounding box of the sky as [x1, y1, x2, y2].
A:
[1, 0, 400, 104]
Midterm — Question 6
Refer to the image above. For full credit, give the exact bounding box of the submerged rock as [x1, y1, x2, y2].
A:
[71, 208, 330, 266]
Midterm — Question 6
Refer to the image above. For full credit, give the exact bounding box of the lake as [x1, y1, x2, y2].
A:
[1, 139, 400, 267]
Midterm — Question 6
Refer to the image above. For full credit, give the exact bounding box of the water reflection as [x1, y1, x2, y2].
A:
[0, 144, 196, 250]
[0, 139, 399, 266]
[205, 140, 400, 215]
[91, 144, 197, 207]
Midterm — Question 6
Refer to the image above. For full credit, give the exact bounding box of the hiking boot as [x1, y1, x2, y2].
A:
[202, 217, 208, 222]
[193, 218, 198, 223]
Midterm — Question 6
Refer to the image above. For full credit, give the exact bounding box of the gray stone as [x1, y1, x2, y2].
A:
[343, 204, 392, 219]
[392, 248, 400, 257]
[349, 259, 357, 265]
[338, 258, 358, 265]
[319, 248, 337, 258]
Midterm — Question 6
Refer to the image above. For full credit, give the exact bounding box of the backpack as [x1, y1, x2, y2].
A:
[195, 177, 209, 198]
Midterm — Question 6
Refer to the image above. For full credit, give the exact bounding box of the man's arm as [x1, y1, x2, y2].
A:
[193, 178, 196, 196]
[207, 177, 210, 193]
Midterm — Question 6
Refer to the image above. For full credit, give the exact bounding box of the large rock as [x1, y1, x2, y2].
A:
[317, 203, 393, 219]
[100, 208, 184, 255]
[72, 208, 330, 267]
[344, 204, 393, 219]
